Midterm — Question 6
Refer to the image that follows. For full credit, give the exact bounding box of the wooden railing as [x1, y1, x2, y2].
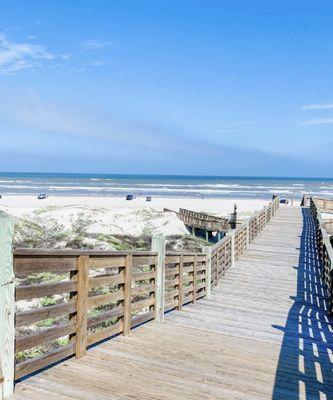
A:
[312, 197, 333, 213]
[0, 196, 280, 397]
[323, 219, 333, 234]
[209, 197, 280, 287]
[178, 208, 230, 231]
[14, 250, 158, 380]
[164, 253, 207, 311]
[234, 224, 247, 261]
[310, 198, 333, 315]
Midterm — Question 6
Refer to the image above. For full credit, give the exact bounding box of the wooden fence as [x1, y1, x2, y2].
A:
[312, 197, 333, 213]
[323, 219, 333, 235]
[310, 198, 333, 316]
[178, 208, 230, 231]
[0, 197, 280, 398]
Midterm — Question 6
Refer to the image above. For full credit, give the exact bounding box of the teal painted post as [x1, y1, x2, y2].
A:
[0, 211, 14, 399]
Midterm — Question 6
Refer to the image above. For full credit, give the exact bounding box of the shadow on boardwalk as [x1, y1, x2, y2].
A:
[272, 208, 333, 400]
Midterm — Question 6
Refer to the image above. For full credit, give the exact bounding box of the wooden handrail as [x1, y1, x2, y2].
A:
[0, 196, 281, 395]
[178, 208, 230, 231]
[309, 197, 333, 316]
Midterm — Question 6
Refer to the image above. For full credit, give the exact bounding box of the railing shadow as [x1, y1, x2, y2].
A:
[272, 208, 333, 400]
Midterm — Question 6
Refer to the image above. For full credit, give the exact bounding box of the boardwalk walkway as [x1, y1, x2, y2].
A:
[13, 207, 333, 400]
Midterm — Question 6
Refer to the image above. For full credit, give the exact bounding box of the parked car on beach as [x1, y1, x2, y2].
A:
[37, 193, 47, 200]
[126, 194, 134, 201]
[146, 196, 152, 202]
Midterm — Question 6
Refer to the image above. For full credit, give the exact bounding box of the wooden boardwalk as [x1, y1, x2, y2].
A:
[12, 207, 333, 400]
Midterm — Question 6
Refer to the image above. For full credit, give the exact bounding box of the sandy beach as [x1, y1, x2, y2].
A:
[0, 195, 269, 249]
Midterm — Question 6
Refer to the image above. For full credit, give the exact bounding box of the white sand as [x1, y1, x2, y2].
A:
[0, 195, 269, 237]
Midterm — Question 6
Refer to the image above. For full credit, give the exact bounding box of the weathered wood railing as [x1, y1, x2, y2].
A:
[13, 250, 159, 380]
[209, 197, 280, 287]
[164, 253, 207, 311]
[178, 208, 230, 231]
[310, 197, 333, 315]
[0, 196, 280, 397]
[311, 196, 333, 213]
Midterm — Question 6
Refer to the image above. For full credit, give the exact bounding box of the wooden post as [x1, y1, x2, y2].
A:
[192, 255, 197, 303]
[0, 212, 14, 400]
[123, 254, 132, 335]
[76, 255, 89, 358]
[229, 231, 235, 268]
[151, 235, 166, 322]
[246, 219, 250, 247]
[178, 255, 184, 310]
[256, 212, 260, 234]
[203, 247, 212, 299]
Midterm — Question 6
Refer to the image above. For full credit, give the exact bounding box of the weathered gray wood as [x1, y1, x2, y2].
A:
[123, 255, 132, 335]
[0, 212, 14, 400]
[203, 247, 212, 299]
[229, 231, 235, 268]
[76, 255, 89, 358]
[151, 235, 166, 322]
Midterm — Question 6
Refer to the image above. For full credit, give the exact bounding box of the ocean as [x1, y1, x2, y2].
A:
[0, 172, 332, 199]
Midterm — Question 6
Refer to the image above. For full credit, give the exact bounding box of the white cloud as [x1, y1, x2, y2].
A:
[0, 33, 54, 74]
[60, 53, 70, 60]
[226, 120, 263, 126]
[216, 129, 234, 133]
[302, 103, 333, 111]
[91, 60, 103, 66]
[300, 118, 333, 126]
[82, 39, 117, 51]
[0, 88, 188, 151]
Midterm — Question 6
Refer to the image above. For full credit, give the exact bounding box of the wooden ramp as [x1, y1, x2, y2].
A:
[12, 207, 333, 400]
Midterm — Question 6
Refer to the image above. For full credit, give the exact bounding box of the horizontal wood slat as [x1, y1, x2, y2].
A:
[15, 343, 76, 380]
[88, 274, 125, 289]
[87, 321, 123, 347]
[15, 302, 77, 327]
[87, 306, 124, 329]
[16, 281, 77, 301]
[14, 257, 78, 277]
[87, 291, 124, 308]
[15, 322, 76, 352]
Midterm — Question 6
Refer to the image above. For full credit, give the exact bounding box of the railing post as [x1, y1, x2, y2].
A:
[256, 212, 260, 235]
[178, 255, 184, 310]
[203, 247, 212, 299]
[0, 212, 14, 400]
[151, 235, 166, 322]
[192, 255, 197, 304]
[246, 219, 250, 247]
[76, 255, 89, 358]
[123, 254, 133, 335]
[230, 231, 235, 268]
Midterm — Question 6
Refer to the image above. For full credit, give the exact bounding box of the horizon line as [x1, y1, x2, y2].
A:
[0, 171, 332, 180]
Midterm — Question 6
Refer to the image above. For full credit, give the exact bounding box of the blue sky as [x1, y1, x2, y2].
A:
[0, 1, 333, 176]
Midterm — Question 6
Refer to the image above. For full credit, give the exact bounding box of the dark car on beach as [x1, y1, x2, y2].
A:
[146, 196, 152, 202]
[126, 194, 134, 201]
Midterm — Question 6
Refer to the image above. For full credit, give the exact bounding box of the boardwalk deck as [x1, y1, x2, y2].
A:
[12, 207, 333, 400]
